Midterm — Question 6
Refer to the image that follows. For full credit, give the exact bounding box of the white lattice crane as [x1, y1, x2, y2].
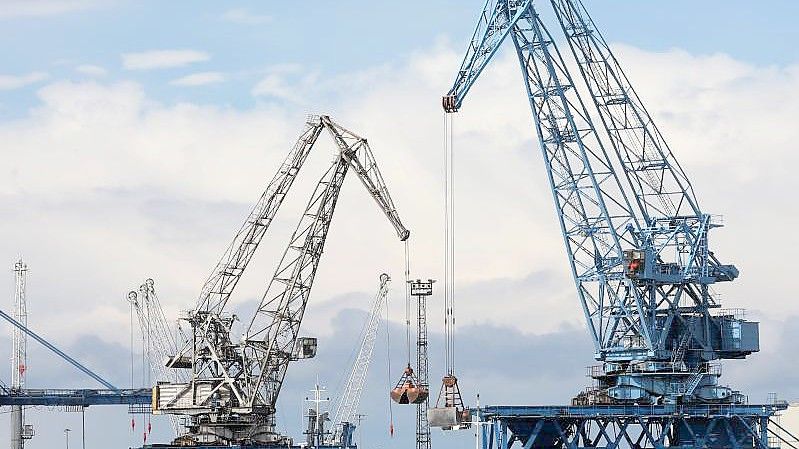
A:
[151, 116, 409, 446]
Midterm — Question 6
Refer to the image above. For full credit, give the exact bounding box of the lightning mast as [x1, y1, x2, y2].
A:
[11, 259, 34, 449]
[411, 280, 434, 449]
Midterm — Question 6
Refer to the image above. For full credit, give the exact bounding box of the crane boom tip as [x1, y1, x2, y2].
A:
[442, 95, 459, 113]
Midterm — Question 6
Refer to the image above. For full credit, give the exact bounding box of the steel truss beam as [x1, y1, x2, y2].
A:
[476, 405, 788, 449]
[0, 388, 151, 407]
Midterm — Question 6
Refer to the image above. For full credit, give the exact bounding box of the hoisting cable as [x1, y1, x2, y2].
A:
[433, 111, 467, 418]
[443, 111, 456, 376]
[129, 293, 136, 435]
[385, 288, 394, 437]
[390, 239, 425, 405]
[405, 241, 412, 366]
[141, 294, 148, 445]
[144, 285, 153, 439]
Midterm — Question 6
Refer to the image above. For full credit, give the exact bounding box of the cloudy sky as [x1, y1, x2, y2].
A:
[1, 0, 799, 448]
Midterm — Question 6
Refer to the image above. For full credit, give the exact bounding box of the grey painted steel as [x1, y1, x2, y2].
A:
[0, 388, 151, 406]
[0, 308, 117, 390]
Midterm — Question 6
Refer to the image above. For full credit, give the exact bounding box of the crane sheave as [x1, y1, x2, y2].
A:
[444, 0, 755, 405]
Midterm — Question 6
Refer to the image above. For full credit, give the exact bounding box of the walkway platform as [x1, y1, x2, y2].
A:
[0, 388, 151, 407]
[477, 403, 790, 449]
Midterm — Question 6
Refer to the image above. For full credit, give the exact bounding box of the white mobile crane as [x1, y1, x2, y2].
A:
[150, 115, 409, 447]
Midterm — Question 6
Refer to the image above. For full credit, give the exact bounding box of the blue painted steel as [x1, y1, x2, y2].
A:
[480, 404, 785, 419]
[0, 388, 150, 406]
[444, 0, 759, 403]
[0, 307, 118, 390]
[473, 403, 787, 449]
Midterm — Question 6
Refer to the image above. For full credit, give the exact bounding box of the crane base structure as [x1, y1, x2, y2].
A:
[137, 443, 350, 449]
[473, 404, 790, 449]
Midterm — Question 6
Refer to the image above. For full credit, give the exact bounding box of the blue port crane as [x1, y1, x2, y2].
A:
[444, 0, 758, 406]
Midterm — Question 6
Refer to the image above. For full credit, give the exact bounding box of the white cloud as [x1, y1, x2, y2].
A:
[121, 49, 210, 71]
[2, 44, 798, 358]
[222, 8, 272, 25]
[0, 71, 48, 90]
[251, 73, 294, 100]
[75, 64, 107, 77]
[251, 64, 315, 102]
[170, 71, 225, 87]
[0, 31, 797, 445]
[0, 0, 105, 18]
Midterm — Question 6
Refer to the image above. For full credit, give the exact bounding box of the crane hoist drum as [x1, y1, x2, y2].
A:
[390, 365, 428, 405]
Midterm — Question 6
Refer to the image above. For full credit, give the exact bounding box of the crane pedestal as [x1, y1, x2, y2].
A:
[474, 404, 788, 449]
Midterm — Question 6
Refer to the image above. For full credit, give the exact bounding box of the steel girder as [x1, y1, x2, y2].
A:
[477, 404, 787, 449]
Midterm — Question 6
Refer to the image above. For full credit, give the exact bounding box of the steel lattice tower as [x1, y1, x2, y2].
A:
[11, 259, 32, 449]
[411, 280, 434, 449]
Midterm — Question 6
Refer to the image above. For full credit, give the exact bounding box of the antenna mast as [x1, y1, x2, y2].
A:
[11, 259, 34, 448]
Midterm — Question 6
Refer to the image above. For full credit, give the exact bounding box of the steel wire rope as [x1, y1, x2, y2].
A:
[385, 286, 394, 437]
[404, 241, 412, 365]
[129, 294, 136, 437]
[443, 112, 457, 375]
